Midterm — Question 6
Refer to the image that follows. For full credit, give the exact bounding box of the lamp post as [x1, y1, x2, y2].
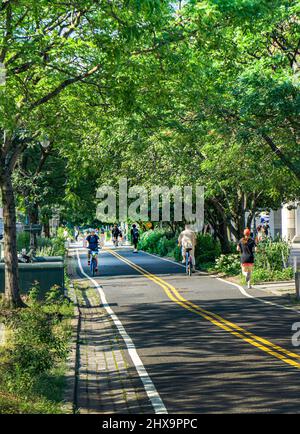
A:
[0, 63, 6, 86]
[28, 136, 51, 253]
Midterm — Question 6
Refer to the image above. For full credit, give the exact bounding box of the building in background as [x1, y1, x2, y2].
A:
[268, 202, 300, 242]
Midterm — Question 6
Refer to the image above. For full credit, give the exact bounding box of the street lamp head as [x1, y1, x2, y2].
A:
[40, 137, 50, 149]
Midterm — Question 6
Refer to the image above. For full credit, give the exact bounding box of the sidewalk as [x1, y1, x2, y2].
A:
[252, 281, 299, 301]
[67, 251, 152, 414]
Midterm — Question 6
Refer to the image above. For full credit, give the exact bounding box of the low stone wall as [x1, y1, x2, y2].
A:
[0, 262, 64, 296]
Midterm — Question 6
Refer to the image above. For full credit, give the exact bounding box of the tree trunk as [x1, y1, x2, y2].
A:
[206, 198, 233, 253]
[246, 212, 255, 231]
[216, 220, 232, 254]
[1, 174, 25, 308]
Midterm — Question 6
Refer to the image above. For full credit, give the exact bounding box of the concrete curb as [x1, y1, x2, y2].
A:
[62, 278, 80, 414]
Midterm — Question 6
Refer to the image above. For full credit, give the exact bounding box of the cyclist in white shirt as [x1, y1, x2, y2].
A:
[178, 225, 197, 271]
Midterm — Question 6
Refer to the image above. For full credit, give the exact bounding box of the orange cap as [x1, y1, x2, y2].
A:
[244, 228, 251, 236]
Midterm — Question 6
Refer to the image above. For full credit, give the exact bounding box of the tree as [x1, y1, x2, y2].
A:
[0, 0, 171, 307]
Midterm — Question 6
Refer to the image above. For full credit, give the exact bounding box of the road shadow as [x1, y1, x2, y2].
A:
[107, 296, 300, 413]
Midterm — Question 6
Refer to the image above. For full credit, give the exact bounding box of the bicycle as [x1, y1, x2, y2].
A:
[185, 248, 193, 277]
[113, 237, 119, 247]
[90, 250, 99, 276]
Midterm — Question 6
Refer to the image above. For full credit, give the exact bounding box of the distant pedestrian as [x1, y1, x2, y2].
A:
[131, 224, 139, 253]
[112, 224, 121, 247]
[99, 227, 105, 247]
[264, 223, 270, 237]
[237, 228, 256, 289]
[256, 225, 265, 243]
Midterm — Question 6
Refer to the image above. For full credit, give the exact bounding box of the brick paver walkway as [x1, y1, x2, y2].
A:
[68, 253, 153, 414]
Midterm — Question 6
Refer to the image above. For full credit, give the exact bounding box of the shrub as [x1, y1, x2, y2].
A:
[171, 245, 182, 262]
[138, 230, 166, 254]
[48, 236, 66, 256]
[5, 305, 69, 379]
[195, 234, 221, 266]
[35, 236, 66, 257]
[215, 253, 241, 276]
[157, 236, 176, 256]
[139, 230, 222, 265]
[17, 232, 66, 257]
[16, 232, 30, 251]
[255, 240, 291, 271]
[249, 267, 294, 284]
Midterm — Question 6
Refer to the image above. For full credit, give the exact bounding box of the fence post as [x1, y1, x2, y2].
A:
[295, 257, 300, 301]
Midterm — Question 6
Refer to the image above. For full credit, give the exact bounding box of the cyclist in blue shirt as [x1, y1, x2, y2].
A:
[86, 229, 100, 271]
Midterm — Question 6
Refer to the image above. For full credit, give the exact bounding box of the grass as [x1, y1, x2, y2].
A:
[0, 364, 67, 414]
[0, 285, 74, 414]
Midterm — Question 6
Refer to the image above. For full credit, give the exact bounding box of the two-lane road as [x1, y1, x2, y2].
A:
[74, 245, 300, 413]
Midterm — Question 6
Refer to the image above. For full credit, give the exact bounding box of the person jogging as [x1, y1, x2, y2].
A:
[131, 224, 139, 253]
[237, 228, 257, 289]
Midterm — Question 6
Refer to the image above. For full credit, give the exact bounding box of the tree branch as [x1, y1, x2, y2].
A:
[261, 132, 300, 180]
[30, 64, 101, 109]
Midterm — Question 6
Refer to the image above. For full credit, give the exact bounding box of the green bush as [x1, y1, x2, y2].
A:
[157, 236, 175, 256]
[249, 267, 294, 284]
[57, 227, 72, 239]
[255, 240, 291, 271]
[138, 230, 166, 254]
[16, 232, 30, 251]
[213, 239, 292, 280]
[17, 232, 66, 257]
[195, 234, 221, 266]
[139, 230, 222, 266]
[215, 253, 241, 276]
[5, 300, 70, 379]
[36, 237, 52, 248]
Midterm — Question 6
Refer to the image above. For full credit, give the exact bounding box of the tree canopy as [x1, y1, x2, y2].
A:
[0, 0, 299, 305]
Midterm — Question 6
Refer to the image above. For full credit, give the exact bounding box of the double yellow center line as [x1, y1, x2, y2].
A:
[106, 248, 300, 370]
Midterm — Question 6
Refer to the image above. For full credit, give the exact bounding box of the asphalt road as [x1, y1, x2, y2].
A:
[74, 245, 300, 414]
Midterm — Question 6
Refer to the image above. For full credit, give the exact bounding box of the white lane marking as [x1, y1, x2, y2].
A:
[76, 248, 168, 414]
[216, 276, 300, 314]
[141, 250, 186, 268]
[141, 250, 207, 275]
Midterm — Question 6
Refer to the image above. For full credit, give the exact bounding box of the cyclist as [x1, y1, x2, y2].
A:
[131, 224, 139, 253]
[178, 224, 196, 272]
[112, 224, 121, 247]
[86, 229, 100, 271]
